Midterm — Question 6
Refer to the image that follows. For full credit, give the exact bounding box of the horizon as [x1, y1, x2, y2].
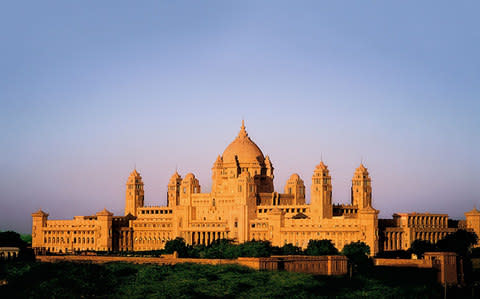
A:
[1, 1, 479, 234]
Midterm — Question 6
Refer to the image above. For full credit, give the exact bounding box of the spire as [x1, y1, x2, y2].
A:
[238, 120, 248, 138]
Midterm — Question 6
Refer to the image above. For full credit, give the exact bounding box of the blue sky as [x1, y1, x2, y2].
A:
[0, 1, 479, 233]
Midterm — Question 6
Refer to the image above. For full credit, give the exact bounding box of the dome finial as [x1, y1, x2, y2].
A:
[238, 119, 248, 138]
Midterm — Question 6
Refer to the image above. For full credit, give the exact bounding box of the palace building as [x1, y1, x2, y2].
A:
[31, 122, 480, 255]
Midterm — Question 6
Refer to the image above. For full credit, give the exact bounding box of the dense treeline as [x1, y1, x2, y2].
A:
[409, 229, 478, 259]
[162, 238, 351, 258]
[0, 231, 35, 261]
[0, 261, 444, 298]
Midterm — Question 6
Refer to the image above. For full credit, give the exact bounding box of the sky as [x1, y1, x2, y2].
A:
[0, 1, 479, 233]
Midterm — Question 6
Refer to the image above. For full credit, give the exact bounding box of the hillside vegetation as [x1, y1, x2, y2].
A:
[0, 261, 443, 298]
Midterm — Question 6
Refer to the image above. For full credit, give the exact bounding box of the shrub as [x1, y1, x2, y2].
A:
[305, 239, 338, 256]
[409, 239, 436, 258]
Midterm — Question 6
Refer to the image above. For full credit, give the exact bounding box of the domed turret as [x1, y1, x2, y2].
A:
[184, 173, 196, 180]
[125, 168, 144, 216]
[355, 163, 368, 175]
[127, 168, 143, 185]
[285, 173, 306, 204]
[316, 161, 328, 170]
[311, 162, 333, 219]
[169, 171, 181, 181]
[288, 173, 301, 181]
[168, 171, 182, 207]
[352, 163, 372, 209]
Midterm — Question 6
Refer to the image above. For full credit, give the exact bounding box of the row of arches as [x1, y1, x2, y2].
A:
[0, 251, 18, 260]
[44, 237, 94, 244]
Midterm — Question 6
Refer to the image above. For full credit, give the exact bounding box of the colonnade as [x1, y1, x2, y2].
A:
[384, 231, 449, 251]
[384, 231, 403, 251]
[408, 216, 447, 228]
[189, 231, 228, 245]
[118, 230, 133, 251]
[415, 231, 447, 244]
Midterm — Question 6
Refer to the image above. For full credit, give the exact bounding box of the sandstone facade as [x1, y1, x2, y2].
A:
[31, 122, 480, 255]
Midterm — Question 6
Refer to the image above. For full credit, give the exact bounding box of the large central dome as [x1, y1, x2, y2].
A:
[222, 121, 265, 164]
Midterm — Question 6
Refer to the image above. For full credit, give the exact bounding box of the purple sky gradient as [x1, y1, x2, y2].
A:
[0, 1, 479, 233]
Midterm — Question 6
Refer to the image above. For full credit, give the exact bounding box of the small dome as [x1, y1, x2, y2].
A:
[316, 161, 328, 170]
[130, 169, 141, 177]
[170, 171, 181, 181]
[222, 121, 265, 165]
[357, 163, 367, 171]
[127, 169, 143, 184]
[288, 173, 300, 181]
[184, 173, 196, 180]
[355, 163, 368, 174]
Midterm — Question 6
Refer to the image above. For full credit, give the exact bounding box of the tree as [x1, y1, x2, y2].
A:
[204, 239, 237, 259]
[239, 240, 272, 257]
[305, 239, 338, 256]
[278, 243, 303, 255]
[0, 231, 27, 247]
[342, 241, 371, 273]
[0, 231, 35, 261]
[409, 239, 436, 258]
[436, 229, 478, 257]
[164, 237, 189, 257]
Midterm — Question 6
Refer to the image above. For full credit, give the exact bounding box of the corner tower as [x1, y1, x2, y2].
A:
[310, 162, 333, 219]
[351, 164, 372, 209]
[285, 174, 306, 205]
[167, 171, 182, 207]
[125, 169, 144, 216]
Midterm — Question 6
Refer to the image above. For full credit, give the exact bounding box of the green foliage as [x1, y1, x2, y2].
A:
[374, 250, 410, 259]
[409, 239, 436, 258]
[20, 234, 32, 245]
[342, 241, 370, 257]
[163, 239, 274, 259]
[305, 239, 339, 256]
[272, 243, 303, 255]
[0, 231, 35, 261]
[342, 241, 372, 273]
[238, 240, 272, 257]
[164, 237, 189, 257]
[436, 229, 478, 257]
[0, 231, 27, 247]
[0, 261, 444, 298]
